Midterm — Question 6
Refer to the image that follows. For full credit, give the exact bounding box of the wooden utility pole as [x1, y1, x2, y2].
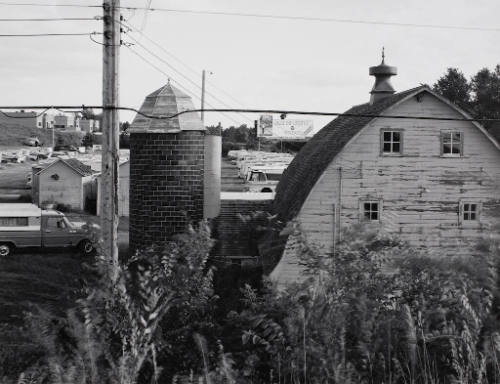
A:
[201, 69, 206, 125]
[101, 0, 120, 280]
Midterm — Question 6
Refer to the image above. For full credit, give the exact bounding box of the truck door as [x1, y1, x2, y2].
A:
[42, 216, 73, 248]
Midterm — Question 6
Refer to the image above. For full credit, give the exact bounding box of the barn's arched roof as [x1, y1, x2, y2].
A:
[273, 86, 427, 224]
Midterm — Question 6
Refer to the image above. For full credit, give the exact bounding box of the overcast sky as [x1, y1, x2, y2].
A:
[0, 0, 498, 129]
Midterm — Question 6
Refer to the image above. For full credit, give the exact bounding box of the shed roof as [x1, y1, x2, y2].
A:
[129, 82, 205, 133]
[35, 158, 93, 177]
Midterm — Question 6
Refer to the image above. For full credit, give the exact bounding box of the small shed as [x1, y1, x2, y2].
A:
[96, 160, 129, 217]
[32, 158, 94, 211]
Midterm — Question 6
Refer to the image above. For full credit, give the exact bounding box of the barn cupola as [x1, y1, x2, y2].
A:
[369, 48, 397, 104]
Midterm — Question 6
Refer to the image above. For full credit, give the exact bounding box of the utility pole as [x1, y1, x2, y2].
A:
[101, 0, 120, 281]
[200, 70, 213, 126]
[201, 69, 206, 125]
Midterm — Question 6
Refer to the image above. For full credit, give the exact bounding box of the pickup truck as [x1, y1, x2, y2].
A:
[246, 167, 286, 193]
[0, 203, 97, 257]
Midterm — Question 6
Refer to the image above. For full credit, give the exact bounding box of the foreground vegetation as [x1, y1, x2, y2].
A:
[1, 223, 499, 384]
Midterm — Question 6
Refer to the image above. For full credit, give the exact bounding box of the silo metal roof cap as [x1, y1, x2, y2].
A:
[129, 81, 205, 133]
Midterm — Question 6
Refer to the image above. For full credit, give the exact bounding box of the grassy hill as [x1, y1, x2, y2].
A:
[0, 123, 83, 147]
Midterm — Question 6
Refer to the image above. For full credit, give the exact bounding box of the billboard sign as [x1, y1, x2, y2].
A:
[258, 115, 314, 140]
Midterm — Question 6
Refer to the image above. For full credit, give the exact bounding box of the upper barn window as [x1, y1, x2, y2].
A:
[381, 130, 402, 155]
[441, 131, 463, 157]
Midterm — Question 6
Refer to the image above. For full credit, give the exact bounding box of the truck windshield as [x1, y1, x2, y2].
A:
[63, 217, 74, 229]
[266, 173, 282, 181]
[250, 172, 266, 182]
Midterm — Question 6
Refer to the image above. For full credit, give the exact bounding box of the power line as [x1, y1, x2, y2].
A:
[0, 2, 100, 8]
[123, 19, 254, 114]
[1, 105, 500, 123]
[126, 32, 253, 124]
[123, 20, 199, 76]
[138, 0, 153, 32]
[0, 17, 100, 21]
[0, 32, 102, 37]
[124, 45, 206, 104]
[0, 2, 498, 32]
[125, 44, 243, 126]
[131, 108, 500, 123]
[117, 6, 500, 32]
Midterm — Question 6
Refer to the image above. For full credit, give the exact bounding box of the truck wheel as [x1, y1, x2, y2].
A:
[0, 243, 14, 257]
[78, 240, 94, 256]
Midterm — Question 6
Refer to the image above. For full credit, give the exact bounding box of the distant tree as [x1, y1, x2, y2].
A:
[222, 124, 257, 151]
[470, 65, 500, 124]
[81, 108, 97, 120]
[120, 121, 130, 132]
[434, 65, 500, 130]
[433, 67, 471, 110]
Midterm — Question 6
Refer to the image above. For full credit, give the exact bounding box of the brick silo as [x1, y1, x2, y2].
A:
[129, 82, 205, 251]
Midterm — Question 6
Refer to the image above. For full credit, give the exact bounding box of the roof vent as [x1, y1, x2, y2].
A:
[369, 48, 397, 104]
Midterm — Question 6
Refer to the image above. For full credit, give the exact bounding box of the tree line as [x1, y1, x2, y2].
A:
[433, 65, 500, 133]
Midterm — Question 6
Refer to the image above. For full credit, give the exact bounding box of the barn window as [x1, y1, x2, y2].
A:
[461, 202, 479, 221]
[441, 131, 462, 157]
[381, 130, 402, 155]
[363, 201, 380, 221]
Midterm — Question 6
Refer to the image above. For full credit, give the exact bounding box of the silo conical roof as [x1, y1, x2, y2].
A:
[130, 82, 205, 132]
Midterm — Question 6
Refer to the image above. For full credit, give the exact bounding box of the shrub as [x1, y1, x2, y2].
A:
[233, 225, 500, 384]
[9, 223, 217, 384]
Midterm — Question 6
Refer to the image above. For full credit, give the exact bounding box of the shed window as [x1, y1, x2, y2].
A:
[363, 202, 379, 221]
[381, 130, 401, 154]
[441, 132, 462, 156]
[0, 217, 29, 226]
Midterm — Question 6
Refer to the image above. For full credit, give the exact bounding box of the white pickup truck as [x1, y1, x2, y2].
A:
[0, 204, 96, 257]
[246, 166, 286, 193]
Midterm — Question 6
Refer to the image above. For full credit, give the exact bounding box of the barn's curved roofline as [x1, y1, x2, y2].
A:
[273, 86, 427, 224]
[273, 85, 500, 227]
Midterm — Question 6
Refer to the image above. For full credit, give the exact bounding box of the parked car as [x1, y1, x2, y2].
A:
[22, 137, 40, 146]
[54, 145, 77, 152]
[0, 203, 97, 257]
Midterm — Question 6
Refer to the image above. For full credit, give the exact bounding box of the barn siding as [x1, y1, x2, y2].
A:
[275, 93, 500, 285]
